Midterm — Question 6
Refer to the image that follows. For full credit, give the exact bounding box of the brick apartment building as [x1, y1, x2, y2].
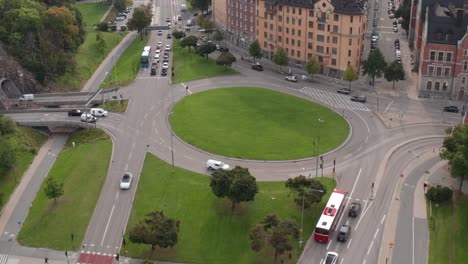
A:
[412, 0, 468, 100]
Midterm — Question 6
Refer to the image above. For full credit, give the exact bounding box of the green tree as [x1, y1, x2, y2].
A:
[172, 30, 184, 43]
[129, 211, 180, 250]
[96, 21, 109, 32]
[190, 0, 210, 14]
[394, 1, 411, 32]
[249, 39, 262, 64]
[285, 175, 326, 208]
[127, 6, 152, 40]
[43, 177, 64, 202]
[216, 52, 237, 71]
[113, 0, 132, 13]
[426, 186, 453, 203]
[210, 166, 259, 210]
[304, 57, 321, 79]
[179, 35, 198, 52]
[0, 138, 16, 168]
[43, 6, 83, 51]
[212, 30, 224, 42]
[0, 115, 17, 135]
[361, 48, 387, 85]
[95, 31, 106, 53]
[384, 60, 405, 90]
[196, 42, 217, 59]
[272, 47, 289, 72]
[440, 124, 468, 191]
[343, 64, 358, 90]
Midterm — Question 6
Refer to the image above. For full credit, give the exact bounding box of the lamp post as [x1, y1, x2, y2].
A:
[18, 72, 24, 94]
[299, 188, 324, 248]
[315, 119, 325, 177]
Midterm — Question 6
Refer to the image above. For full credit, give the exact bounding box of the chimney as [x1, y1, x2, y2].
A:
[457, 9, 463, 26]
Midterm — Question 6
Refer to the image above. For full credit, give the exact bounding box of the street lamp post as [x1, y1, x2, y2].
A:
[18, 72, 25, 94]
[315, 119, 324, 177]
[170, 75, 175, 169]
[299, 188, 324, 248]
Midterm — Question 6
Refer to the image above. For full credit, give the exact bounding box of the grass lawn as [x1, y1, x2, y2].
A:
[0, 127, 46, 209]
[454, 194, 468, 263]
[171, 87, 349, 160]
[75, 2, 109, 29]
[100, 35, 150, 89]
[172, 41, 238, 83]
[123, 154, 335, 264]
[17, 129, 112, 250]
[100, 100, 129, 113]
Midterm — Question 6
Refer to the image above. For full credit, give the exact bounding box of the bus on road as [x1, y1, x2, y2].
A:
[314, 189, 347, 243]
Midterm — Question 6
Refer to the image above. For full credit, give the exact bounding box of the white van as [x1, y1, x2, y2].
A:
[19, 94, 34, 101]
[206, 159, 230, 170]
[186, 19, 193, 26]
[90, 108, 108, 117]
[80, 113, 96, 123]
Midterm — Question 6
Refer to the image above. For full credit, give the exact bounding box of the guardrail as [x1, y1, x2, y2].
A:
[14, 119, 95, 129]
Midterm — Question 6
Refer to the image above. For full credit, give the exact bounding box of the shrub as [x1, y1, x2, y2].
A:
[426, 185, 453, 203]
[96, 22, 109, 32]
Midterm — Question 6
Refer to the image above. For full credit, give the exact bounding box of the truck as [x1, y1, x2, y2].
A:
[141, 50, 150, 68]
[19, 94, 34, 101]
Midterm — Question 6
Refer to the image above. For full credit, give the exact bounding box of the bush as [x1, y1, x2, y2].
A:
[96, 22, 109, 32]
[426, 185, 453, 203]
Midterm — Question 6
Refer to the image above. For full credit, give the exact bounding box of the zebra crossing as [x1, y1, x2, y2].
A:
[0, 254, 8, 264]
[299, 87, 370, 111]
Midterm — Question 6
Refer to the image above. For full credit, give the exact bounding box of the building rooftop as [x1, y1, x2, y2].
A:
[275, 0, 365, 15]
[426, 1, 468, 44]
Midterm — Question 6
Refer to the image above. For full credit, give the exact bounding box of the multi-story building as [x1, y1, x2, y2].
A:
[213, 0, 228, 29]
[417, 1, 468, 100]
[255, 0, 367, 76]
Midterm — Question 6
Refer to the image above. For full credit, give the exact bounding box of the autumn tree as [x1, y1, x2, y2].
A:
[304, 57, 321, 79]
[216, 52, 237, 71]
[210, 166, 258, 210]
[272, 47, 289, 72]
[285, 175, 326, 208]
[127, 6, 152, 40]
[43, 177, 64, 202]
[384, 60, 405, 90]
[343, 64, 359, 90]
[440, 124, 468, 191]
[196, 42, 217, 59]
[249, 39, 262, 64]
[180, 35, 198, 52]
[129, 211, 180, 250]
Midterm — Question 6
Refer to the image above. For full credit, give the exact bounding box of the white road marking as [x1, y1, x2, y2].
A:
[383, 100, 394, 114]
[380, 214, 386, 225]
[365, 135, 369, 144]
[412, 217, 415, 264]
[356, 200, 372, 230]
[115, 192, 119, 200]
[101, 205, 115, 246]
[367, 240, 374, 255]
[373, 228, 380, 239]
[347, 238, 352, 249]
[344, 153, 352, 160]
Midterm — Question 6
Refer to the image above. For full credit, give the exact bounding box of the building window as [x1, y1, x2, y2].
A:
[426, 81, 432, 90]
[446, 52, 452, 62]
[287, 7, 289, 13]
[317, 46, 324, 53]
[438, 52, 444, 61]
[462, 77, 466, 84]
[348, 50, 352, 56]
[298, 19, 302, 26]
[318, 23, 325, 31]
[291, 49, 294, 56]
[334, 14, 339, 21]
[442, 82, 448, 91]
[349, 27, 353, 34]
[308, 43, 313, 49]
[279, 15, 282, 22]
[332, 37, 338, 44]
[428, 66, 434, 76]
[292, 29, 295, 35]
[317, 35, 324, 42]
[308, 32, 313, 39]
[286, 38, 289, 44]
[350, 16, 353, 23]
[264, 32, 267, 38]
[292, 18, 295, 25]
[309, 21, 314, 28]
[264, 22, 267, 28]
[332, 59, 337, 65]
[299, 8, 302, 15]
[464, 50, 468, 56]
[286, 28, 289, 34]
[309, 10, 314, 17]
[264, 41, 267, 48]
[297, 40, 301, 47]
[286, 17, 289, 23]
[279, 5, 283, 11]
[464, 61, 468, 71]
[333, 26, 338, 32]
[292, 8, 295, 14]
[332, 47, 337, 54]
[349, 39, 352, 45]
[278, 36, 282, 42]
[297, 50, 301, 57]
[434, 82, 440, 90]
[430, 51, 436, 61]
[308, 53, 313, 59]
[292, 39, 295, 45]
[278, 26, 282, 32]
[298, 30, 301, 37]
[270, 24, 274, 30]
[444, 67, 451, 77]
[436, 67, 442, 76]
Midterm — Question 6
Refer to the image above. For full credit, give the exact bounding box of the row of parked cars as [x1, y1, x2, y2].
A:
[68, 108, 108, 123]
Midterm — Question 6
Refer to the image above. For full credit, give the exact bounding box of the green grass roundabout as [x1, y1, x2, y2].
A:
[170, 87, 350, 160]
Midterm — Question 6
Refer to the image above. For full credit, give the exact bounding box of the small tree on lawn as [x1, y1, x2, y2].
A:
[440, 124, 468, 192]
[43, 177, 64, 202]
[129, 211, 180, 250]
[196, 42, 217, 59]
[249, 39, 262, 64]
[384, 60, 406, 90]
[210, 166, 259, 210]
[361, 48, 387, 85]
[216, 52, 237, 71]
[172, 31, 185, 43]
[343, 64, 358, 90]
[272, 47, 289, 72]
[249, 214, 299, 260]
[285, 175, 326, 208]
[304, 57, 321, 79]
[127, 6, 152, 40]
[180, 35, 198, 52]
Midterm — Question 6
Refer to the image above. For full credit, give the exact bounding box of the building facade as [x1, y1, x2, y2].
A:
[255, 0, 367, 76]
[225, 0, 257, 48]
[213, 0, 228, 29]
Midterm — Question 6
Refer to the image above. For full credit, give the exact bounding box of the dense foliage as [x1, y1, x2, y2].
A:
[285, 175, 326, 209]
[0, 115, 17, 168]
[440, 124, 468, 191]
[129, 211, 180, 250]
[426, 186, 453, 203]
[0, 0, 85, 83]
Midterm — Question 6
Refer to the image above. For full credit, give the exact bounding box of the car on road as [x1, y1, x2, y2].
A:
[115, 16, 126, 21]
[217, 46, 229, 52]
[157, 41, 162, 47]
[206, 159, 230, 170]
[389, 13, 395, 18]
[151, 63, 158, 75]
[251, 63, 264, 71]
[393, 26, 398, 32]
[167, 22, 172, 27]
[165, 44, 171, 51]
[157, 30, 163, 36]
[165, 17, 171, 22]
[285, 75, 298, 82]
[161, 68, 168, 76]
[337, 88, 351, 95]
[443, 105, 460, 113]
[337, 225, 352, 242]
[80, 113, 96, 123]
[177, 15, 182, 20]
[90, 108, 108, 117]
[68, 109, 83, 116]
[324, 252, 339, 264]
[120, 172, 133, 190]
[348, 202, 362, 217]
[162, 62, 169, 69]
[167, 33, 172, 39]
[351, 95, 366, 103]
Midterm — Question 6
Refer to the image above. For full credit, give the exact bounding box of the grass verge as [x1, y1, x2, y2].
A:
[100, 100, 129, 113]
[172, 41, 238, 83]
[75, 2, 109, 29]
[100, 34, 150, 89]
[123, 154, 335, 264]
[0, 127, 47, 209]
[17, 129, 112, 250]
[171, 87, 349, 160]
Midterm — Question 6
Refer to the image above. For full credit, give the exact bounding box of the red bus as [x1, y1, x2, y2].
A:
[314, 189, 348, 243]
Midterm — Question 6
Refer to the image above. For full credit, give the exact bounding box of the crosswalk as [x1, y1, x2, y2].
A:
[299, 87, 370, 111]
[0, 254, 8, 264]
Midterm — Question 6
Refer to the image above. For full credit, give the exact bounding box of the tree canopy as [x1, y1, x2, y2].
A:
[127, 6, 152, 40]
[43, 177, 64, 202]
[216, 52, 237, 71]
[196, 42, 217, 59]
[361, 48, 387, 85]
[129, 211, 180, 250]
[212, 30, 224, 42]
[285, 175, 326, 208]
[440, 124, 468, 191]
[394, 1, 411, 33]
[272, 47, 289, 72]
[343, 64, 358, 90]
[384, 61, 405, 90]
[249, 40, 262, 63]
[210, 166, 259, 210]
[180, 35, 198, 52]
[304, 57, 321, 78]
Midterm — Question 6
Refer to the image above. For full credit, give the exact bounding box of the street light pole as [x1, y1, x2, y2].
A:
[315, 119, 324, 177]
[170, 80, 175, 169]
[299, 188, 324, 248]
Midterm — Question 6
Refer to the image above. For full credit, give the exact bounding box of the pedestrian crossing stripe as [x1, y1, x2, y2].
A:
[0, 254, 8, 264]
[299, 87, 370, 111]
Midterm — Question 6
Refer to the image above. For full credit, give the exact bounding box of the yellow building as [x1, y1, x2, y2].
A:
[256, 0, 367, 76]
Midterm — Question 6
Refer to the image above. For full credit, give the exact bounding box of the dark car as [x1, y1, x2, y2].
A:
[337, 225, 352, 242]
[151, 65, 157, 76]
[218, 46, 229, 52]
[161, 68, 168, 76]
[351, 95, 366, 103]
[167, 33, 172, 39]
[394, 39, 400, 45]
[193, 12, 198, 16]
[337, 88, 351, 95]
[348, 202, 362, 217]
[68, 109, 83, 116]
[251, 64, 264, 71]
[443, 106, 459, 113]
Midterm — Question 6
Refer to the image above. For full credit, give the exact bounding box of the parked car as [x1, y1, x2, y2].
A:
[443, 106, 460, 113]
[120, 172, 133, 190]
[337, 88, 351, 95]
[80, 113, 96, 123]
[218, 46, 229, 52]
[348, 202, 362, 217]
[177, 15, 182, 20]
[251, 63, 264, 71]
[68, 109, 83, 116]
[115, 16, 126, 21]
[161, 68, 168, 76]
[151, 63, 157, 75]
[337, 225, 352, 242]
[165, 44, 171, 51]
[90, 108, 108, 117]
[351, 95, 366, 103]
[167, 33, 172, 39]
[162, 62, 169, 69]
[206, 159, 230, 170]
[285, 75, 298, 82]
[324, 252, 339, 264]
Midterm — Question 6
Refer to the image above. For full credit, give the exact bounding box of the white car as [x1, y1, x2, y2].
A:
[167, 22, 172, 27]
[165, 45, 171, 51]
[155, 49, 161, 54]
[115, 16, 126, 21]
[285, 75, 298, 82]
[324, 252, 339, 264]
[80, 113, 96, 123]
[162, 62, 169, 69]
[157, 41, 163, 47]
[154, 53, 160, 59]
[120, 172, 133, 190]
[177, 15, 182, 21]
[206, 159, 230, 170]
